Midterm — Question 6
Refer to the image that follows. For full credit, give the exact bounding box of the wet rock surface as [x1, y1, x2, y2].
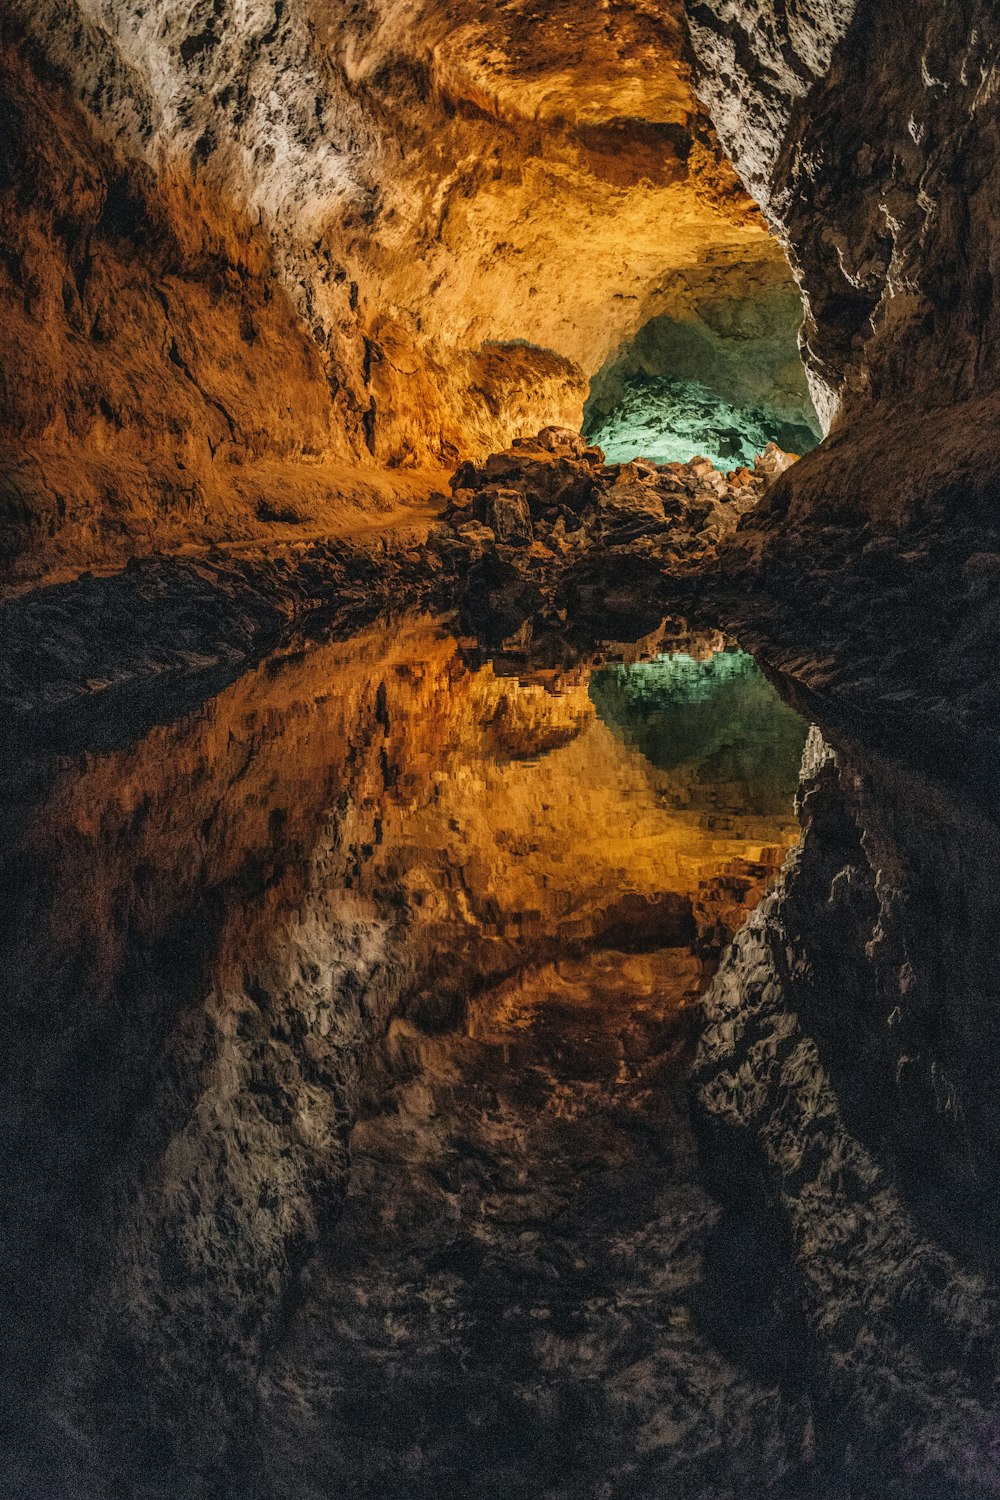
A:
[694, 724, 1000, 1497]
[0, 533, 436, 728]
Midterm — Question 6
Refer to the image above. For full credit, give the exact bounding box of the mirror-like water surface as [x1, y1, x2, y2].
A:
[6, 610, 1000, 1500]
[1, 614, 806, 1497]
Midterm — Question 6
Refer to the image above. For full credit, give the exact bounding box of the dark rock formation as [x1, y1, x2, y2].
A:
[0, 528, 435, 724]
[688, 1, 1000, 734]
[694, 719, 1000, 1497]
[690, 0, 1000, 430]
[429, 426, 797, 643]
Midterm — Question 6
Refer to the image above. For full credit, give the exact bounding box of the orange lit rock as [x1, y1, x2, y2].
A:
[0, 1, 794, 578]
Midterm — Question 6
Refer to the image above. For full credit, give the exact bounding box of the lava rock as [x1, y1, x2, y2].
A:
[472, 487, 533, 546]
[430, 426, 799, 644]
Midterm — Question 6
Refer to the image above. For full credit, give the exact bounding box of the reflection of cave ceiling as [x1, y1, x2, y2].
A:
[589, 650, 809, 815]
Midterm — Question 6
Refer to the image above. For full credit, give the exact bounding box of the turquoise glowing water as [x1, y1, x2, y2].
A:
[589, 647, 809, 816]
[585, 374, 819, 471]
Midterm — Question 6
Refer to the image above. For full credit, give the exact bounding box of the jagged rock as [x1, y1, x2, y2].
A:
[435, 426, 795, 608]
[427, 426, 801, 647]
[472, 488, 533, 546]
[686, 1, 1000, 742]
[753, 441, 798, 481]
[453, 520, 497, 559]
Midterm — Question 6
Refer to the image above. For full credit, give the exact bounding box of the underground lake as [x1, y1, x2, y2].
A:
[5, 1, 1000, 1495]
[6, 607, 1000, 1498]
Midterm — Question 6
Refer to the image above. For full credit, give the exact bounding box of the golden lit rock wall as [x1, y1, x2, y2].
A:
[0, 0, 787, 577]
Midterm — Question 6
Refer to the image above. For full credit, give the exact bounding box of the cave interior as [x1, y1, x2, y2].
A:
[3, 2, 1000, 1498]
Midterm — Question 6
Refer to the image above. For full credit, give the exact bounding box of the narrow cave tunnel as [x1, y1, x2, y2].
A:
[4, 4, 1000, 1500]
[582, 265, 821, 467]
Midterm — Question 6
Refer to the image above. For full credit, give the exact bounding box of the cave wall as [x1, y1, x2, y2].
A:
[0, 0, 782, 580]
[583, 256, 818, 464]
[688, 0, 1000, 526]
[585, 260, 815, 427]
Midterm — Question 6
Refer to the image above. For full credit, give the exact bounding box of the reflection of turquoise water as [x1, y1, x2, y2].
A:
[585, 375, 818, 471]
[590, 648, 809, 816]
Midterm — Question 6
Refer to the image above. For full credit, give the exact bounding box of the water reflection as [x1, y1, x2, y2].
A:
[694, 727, 1000, 1498]
[590, 648, 809, 815]
[0, 613, 805, 1497]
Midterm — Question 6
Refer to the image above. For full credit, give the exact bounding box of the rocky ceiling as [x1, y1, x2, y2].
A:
[0, 0, 791, 577]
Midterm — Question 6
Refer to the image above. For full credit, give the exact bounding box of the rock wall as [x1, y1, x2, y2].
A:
[689, 0, 1000, 518]
[584, 258, 818, 441]
[685, 1, 1000, 744]
[0, 0, 786, 580]
[694, 723, 1000, 1496]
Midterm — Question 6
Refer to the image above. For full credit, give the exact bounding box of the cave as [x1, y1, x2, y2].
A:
[4, 3, 1000, 1498]
[583, 261, 821, 468]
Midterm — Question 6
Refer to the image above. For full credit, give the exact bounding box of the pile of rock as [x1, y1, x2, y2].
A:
[430, 426, 795, 574]
[426, 426, 796, 640]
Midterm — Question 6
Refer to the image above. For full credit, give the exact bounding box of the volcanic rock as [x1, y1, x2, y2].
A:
[430, 426, 797, 643]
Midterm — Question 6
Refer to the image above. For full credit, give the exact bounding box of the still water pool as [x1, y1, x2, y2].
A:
[3, 613, 812, 1498]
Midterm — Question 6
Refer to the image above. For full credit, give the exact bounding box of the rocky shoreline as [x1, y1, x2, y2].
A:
[7, 420, 996, 771]
[1, 428, 798, 726]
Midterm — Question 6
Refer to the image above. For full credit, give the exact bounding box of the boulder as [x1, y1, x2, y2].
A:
[472, 488, 533, 546]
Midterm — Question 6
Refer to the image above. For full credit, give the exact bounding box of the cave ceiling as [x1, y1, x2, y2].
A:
[1, 0, 785, 461]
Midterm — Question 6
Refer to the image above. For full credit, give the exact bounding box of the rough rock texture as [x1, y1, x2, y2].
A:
[682, 1, 1000, 742]
[429, 425, 796, 643]
[0, 523, 435, 721]
[0, 0, 794, 579]
[0, 426, 800, 719]
[1, 614, 802, 1496]
[694, 724, 1000, 1496]
[691, 0, 999, 430]
[584, 258, 819, 448]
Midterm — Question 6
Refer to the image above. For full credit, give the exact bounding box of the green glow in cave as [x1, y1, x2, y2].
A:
[583, 278, 822, 471]
[585, 374, 820, 472]
[589, 649, 809, 816]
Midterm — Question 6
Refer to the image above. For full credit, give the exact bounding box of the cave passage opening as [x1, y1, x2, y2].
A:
[581, 264, 822, 470]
